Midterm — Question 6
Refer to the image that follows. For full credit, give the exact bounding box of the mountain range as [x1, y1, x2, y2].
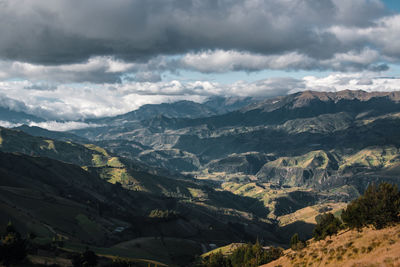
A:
[2, 90, 400, 265]
[69, 90, 400, 189]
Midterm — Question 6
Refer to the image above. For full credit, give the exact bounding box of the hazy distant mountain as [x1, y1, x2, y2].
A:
[87, 96, 258, 125]
[70, 90, 400, 194]
[13, 124, 88, 143]
[0, 106, 45, 123]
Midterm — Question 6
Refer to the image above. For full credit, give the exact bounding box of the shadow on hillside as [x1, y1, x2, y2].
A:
[205, 188, 270, 218]
[277, 221, 316, 245]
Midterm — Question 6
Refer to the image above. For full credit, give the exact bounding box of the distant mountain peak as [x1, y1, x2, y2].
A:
[295, 89, 400, 103]
[245, 90, 400, 112]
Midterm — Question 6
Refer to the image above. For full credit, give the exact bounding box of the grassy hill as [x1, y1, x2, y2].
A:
[0, 150, 285, 265]
[256, 146, 400, 188]
[4, 91, 400, 265]
[261, 224, 400, 267]
[0, 128, 299, 265]
[70, 91, 400, 169]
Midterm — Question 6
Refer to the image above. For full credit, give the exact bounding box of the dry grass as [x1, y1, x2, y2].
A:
[278, 202, 346, 226]
[201, 243, 245, 258]
[261, 224, 400, 267]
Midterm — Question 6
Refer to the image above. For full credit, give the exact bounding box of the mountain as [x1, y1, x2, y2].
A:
[65, 90, 400, 225]
[0, 106, 45, 123]
[4, 90, 400, 264]
[205, 152, 276, 174]
[0, 128, 320, 264]
[87, 96, 258, 125]
[169, 90, 400, 129]
[13, 124, 88, 143]
[0, 129, 298, 265]
[256, 146, 400, 189]
[70, 91, 400, 189]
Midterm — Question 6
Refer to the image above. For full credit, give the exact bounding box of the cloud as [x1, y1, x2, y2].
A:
[0, 120, 21, 128]
[28, 121, 104, 131]
[299, 73, 400, 93]
[0, 92, 29, 113]
[0, 57, 134, 84]
[328, 14, 400, 60]
[0, 78, 295, 120]
[0, 0, 396, 84]
[178, 51, 314, 72]
[0, 72, 398, 121]
[0, 120, 103, 131]
[0, 0, 391, 65]
[0, 47, 390, 85]
[133, 72, 162, 83]
[177, 48, 388, 73]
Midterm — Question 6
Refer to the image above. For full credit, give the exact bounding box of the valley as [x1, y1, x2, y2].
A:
[1, 90, 399, 266]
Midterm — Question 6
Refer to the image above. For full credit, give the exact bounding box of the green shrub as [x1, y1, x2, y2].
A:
[341, 182, 400, 229]
[290, 233, 306, 250]
[313, 213, 342, 240]
[202, 241, 283, 267]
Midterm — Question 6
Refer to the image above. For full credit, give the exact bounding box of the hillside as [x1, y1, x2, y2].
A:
[0, 129, 305, 265]
[15, 91, 400, 220]
[86, 96, 257, 125]
[70, 91, 400, 184]
[0, 150, 285, 265]
[13, 125, 88, 143]
[261, 224, 400, 267]
[5, 91, 400, 265]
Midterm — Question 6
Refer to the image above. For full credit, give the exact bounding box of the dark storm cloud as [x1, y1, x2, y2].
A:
[0, 0, 390, 65]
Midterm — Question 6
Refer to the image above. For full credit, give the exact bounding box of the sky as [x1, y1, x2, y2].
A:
[0, 0, 399, 128]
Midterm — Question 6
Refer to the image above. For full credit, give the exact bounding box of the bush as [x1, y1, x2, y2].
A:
[202, 241, 283, 267]
[72, 248, 98, 267]
[103, 257, 140, 267]
[290, 233, 305, 250]
[0, 222, 28, 266]
[313, 213, 342, 240]
[341, 182, 400, 229]
[148, 209, 179, 220]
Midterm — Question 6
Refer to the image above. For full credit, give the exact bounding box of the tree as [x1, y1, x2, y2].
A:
[290, 233, 305, 250]
[72, 248, 98, 267]
[103, 257, 140, 267]
[0, 222, 27, 266]
[342, 182, 400, 229]
[205, 242, 283, 267]
[313, 213, 342, 240]
[290, 233, 299, 248]
[5, 221, 16, 234]
[204, 250, 230, 267]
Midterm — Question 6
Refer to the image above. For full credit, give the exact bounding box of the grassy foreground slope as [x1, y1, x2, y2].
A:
[261, 224, 400, 267]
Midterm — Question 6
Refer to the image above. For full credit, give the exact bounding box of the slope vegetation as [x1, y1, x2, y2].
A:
[262, 224, 400, 267]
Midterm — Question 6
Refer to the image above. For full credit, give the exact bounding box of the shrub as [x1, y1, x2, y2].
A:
[202, 241, 283, 267]
[148, 209, 180, 220]
[72, 248, 98, 267]
[103, 257, 140, 267]
[313, 213, 342, 240]
[341, 182, 400, 229]
[290, 233, 305, 250]
[0, 222, 28, 266]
